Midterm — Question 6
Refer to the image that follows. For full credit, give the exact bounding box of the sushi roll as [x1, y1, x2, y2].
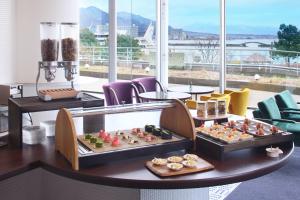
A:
[161, 130, 172, 140]
[84, 134, 92, 140]
[152, 128, 162, 136]
[145, 125, 155, 133]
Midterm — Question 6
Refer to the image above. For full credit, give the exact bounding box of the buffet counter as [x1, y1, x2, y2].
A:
[1, 100, 294, 200]
[0, 138, 293, 189]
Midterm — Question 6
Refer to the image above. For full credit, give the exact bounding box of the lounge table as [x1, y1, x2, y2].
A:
[138, 91, 191, 101]
[168, 85, 214, 100]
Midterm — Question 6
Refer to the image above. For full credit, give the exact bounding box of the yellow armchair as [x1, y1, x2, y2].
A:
[224, 88, 250, 116]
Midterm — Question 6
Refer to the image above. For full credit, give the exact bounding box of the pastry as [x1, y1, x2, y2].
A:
[89, 137, 97, 144]
[244, 118, 250, 125]
[95, 140, 103, 148]
[137, 131, 145, 138]
[167, 156, 183, 163]
[145, 135, 156, 142]
[151, 158, 168, 166]
[183, 154, 199, 161]
[182, 160, 197, 168]
[167, 163, 183, 171]
[128, 139, 138, 144]
[270, 126, 279, 134]
[84, 134, 92, 140]
[256, 128, 264, 136]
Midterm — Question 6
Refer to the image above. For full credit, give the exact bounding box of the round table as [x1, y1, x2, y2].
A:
[138, 91, 191, 101]
[168, 85, 214, 99]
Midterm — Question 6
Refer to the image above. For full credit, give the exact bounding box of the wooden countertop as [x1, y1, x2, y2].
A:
[0, 138, 293, 189]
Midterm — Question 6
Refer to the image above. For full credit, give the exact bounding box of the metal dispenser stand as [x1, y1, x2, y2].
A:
[36, 61, 83, 101]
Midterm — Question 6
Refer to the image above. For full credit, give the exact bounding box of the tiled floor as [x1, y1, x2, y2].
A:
[209, 183, 241, 200]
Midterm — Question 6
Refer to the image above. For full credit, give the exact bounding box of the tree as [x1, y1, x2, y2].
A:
[117, 35, 141, 60]
[272, 24, 300, 67]
[80, 28, 99, 46]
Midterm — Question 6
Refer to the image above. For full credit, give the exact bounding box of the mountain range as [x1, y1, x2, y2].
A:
[80, 6, 277, 39]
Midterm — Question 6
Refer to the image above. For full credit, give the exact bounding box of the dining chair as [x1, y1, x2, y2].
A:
[132, 77, 164, 102]
[102, 81, 139, 106]
[275, 90, 300, 122]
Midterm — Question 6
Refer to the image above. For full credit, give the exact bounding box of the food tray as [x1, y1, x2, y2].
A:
[195, 126, 254, 144]
[146, 157, 214, 177]
[78, 129, 181, 154]
[231, 120, 284, 137]
[77, 129, 193, 168]
[196, 130, 294, 160]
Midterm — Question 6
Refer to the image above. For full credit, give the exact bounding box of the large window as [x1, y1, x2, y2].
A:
[117, 0, 157, 80]
[226, 0, 300, 107]
[79, 0, 109, 91]
[168, 0, 220, 93]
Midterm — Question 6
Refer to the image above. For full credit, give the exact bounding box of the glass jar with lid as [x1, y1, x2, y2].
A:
[60, 23, 78, 61]
[40, 22, 59, 61]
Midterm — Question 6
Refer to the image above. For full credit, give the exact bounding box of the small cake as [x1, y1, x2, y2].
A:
[161, 130, 172, 140]
[182, 160, 197, 168]
[84, 134, 92, 140]
[145, 125, 155, 133]
[122, 134, 131, 140]
[241, 123, 249, 131]
[227, 120, 236, 128]
[111, 136, 120, 147]
[145, 135, 156, 142]
[99, 130, 108, 139]
[104, 134, 112, 143]
[256, 123, 263, 129]
[151, 158, 168, 166]
[152, 128, 162, 136]
[89, 137, 97, 144]
[128, 139, 138, 144]
[244, 118, 250, 125]
[270, 126, 279, 134]
[167, 163, 183, 171]
[95, 140, 103, 148]
[183, 154, 199, 161]
[137, 131, 145, 138]
[167, 156, 183, 163]
[256, 128, 264, 136]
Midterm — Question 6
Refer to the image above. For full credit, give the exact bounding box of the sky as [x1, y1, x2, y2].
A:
[80, 0, 300, 34]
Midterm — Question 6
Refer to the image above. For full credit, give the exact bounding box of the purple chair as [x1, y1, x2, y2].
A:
[103, 81, 140, 106]
[132, 77, 164, 103]
[132, 77, 164, 93]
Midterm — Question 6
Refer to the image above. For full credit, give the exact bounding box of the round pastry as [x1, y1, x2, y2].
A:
[182, 160, 197, 168]
[167, 163, 183, 171]
[270, 126, 279, 134]
[151, 158, 168, 166]
[167, 156, 183, 163]
[183, 154, 199, 161]
[145, 125, 155, 133]
[95, 141, 103, 148]
[161, 130, 172, 140]
[84, 134, 92, 140]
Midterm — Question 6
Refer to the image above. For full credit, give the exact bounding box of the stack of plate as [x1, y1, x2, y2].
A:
[23, 126, 46, 145]
[40, 120, 56, 137]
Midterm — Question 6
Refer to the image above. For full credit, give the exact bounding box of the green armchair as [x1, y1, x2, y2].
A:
[255, 97, 300, 145]
[275, 90, 300, 122]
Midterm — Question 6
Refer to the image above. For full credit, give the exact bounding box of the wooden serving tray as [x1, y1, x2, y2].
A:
[146, 158, 214, 177]
[78, 131, 181, 154]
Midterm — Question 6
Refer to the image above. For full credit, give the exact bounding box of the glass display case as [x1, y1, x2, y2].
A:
[55, 100, 196, 170]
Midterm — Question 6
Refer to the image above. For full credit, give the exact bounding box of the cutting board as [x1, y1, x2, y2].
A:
[146, 157, 214, 177]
